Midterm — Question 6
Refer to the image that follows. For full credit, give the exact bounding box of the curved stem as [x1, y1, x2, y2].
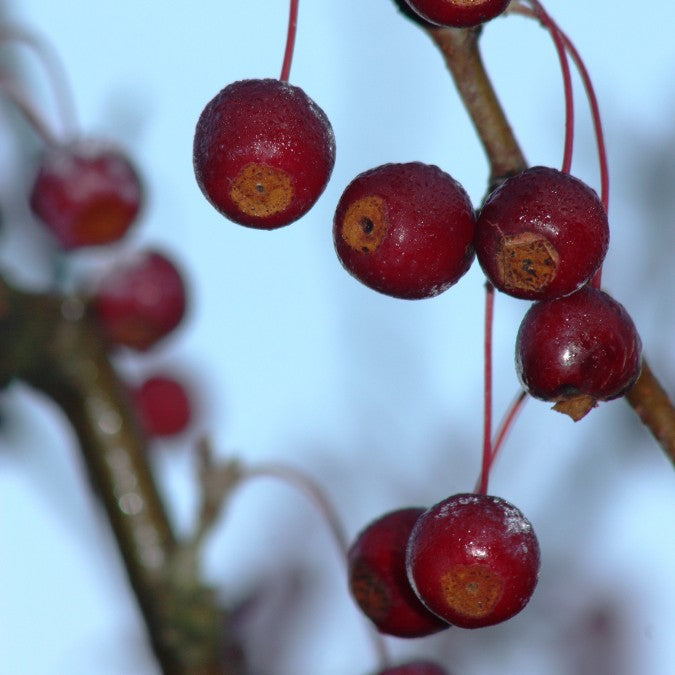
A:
[421, 23, 675, 465]
[0, 24, 79, 139]
[527, 0, 575, 173]
[280, 0, 299, 82]
[0, 76, 59, 145]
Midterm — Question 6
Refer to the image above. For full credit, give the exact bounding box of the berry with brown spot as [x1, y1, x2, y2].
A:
[406, 493, 540, 629]
[475, 166, 609, 300]
[333, 162, 475, 299]
[515, 285, 642, 420]
[348, 507, 450, 638]
[193, 78, 335, 229]
[403, 0, 511, 28]
[29, 140, 142, 249]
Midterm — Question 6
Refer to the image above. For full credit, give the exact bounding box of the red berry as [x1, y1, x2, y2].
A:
[406, 493, 540, 629]
[333, 162, 475, 299]
[193, 78, 335, 229]
[91, 250, 187, 351]
[475, 167, 609, 300]
[404, 0, 510, 28]
[348, 508, 450, 638]
[29, 140, 142, 249]
[132, 375, 192, 438]
[515, 285, 642, 420]
[376, 661, 448, 675]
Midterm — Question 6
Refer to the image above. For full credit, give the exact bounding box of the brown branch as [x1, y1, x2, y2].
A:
[0, 275, 239, 674]
[422, 25, 675, 465]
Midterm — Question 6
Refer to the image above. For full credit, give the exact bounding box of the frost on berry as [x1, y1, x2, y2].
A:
[193, 78, 335, 229]
[406, 493, 540, 629]
[476, 166, 609, 300]
[333, 162, 475, 299]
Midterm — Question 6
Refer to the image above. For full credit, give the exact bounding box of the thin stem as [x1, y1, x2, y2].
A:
[478, 281, 495, 495]
[280, 0, 299, 82]
[0, 24, 79, 139]
[490, 389, 529, 465]
[0, 75, 59, 145]
[526, 1, 575, 173]
[237, 462, 391, 670]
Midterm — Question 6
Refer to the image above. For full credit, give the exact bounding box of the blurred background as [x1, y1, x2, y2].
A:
[0, 1, 673, 674]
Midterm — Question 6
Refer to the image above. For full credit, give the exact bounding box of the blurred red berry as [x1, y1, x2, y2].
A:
[91, 250, 187, 351]
[376, 661, 448, 675]
[29, 139, 142, 249]
[132, 375, 192, 437]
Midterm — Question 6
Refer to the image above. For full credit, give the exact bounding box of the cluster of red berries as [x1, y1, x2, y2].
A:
[190, 1, 643, 671]
[25, 104, 192, 439]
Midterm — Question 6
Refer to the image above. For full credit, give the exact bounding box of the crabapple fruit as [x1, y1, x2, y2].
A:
[348, 507, 450, 638]
[90, 250, 187, 351]
[515, 285, 642, 420]
[193, 78, 335, 229]
[475, 166, 609, 300]
[404, 0, 511, 28]
[334, 162, 475, 299]
[29, 140, 142, 249]
[406, 493, 540, 629]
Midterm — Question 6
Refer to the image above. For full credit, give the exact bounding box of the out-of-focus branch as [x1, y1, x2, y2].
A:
[0, 274, 239, 674]
[421, 25, 675, 465]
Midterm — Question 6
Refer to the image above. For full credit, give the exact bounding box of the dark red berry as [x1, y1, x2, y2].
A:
[132, 375, 192, 438]
[515, 285, 642, 420]
[333, 162, 475, 299]
[193, 78, 335, 229]
[404, 0, 510, 28]
[406, 493, 540, 629]
[91, 250, 187, 351]
[376, 661, 448, 675]
[29, 140, 142, 249]
[475, 166, 609, 300]
[348, 508, 450, 638]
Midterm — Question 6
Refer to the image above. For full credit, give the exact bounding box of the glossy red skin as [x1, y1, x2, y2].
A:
[30, 140, 142, 249]
[348, 507, 449, 638]
[376, 661, 448, 675]
[133, 376, 192, 437]
[404, 0, 510, 28]
[333, 163, 475, 299]
[406, 494, 540, 629]
[476, 166, 609, 300]
[92, 251, 187, 351]
[515, 286, 642, 402]
[193, 78, 335, 229]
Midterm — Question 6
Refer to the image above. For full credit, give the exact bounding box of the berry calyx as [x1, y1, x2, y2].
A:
[403, 0, 510, 28]
[333, 162, 475, 299]
[376, 661, 448, 675]
[475, 166, 609, 300]
[193, 78, 335, 229]
[90, 250, 187, 351]
[29, 140, 142, 249]
[406, 493, 540, 629]
[348, 507, 450, 638]
[131, 375, 192, 438]
[515, 285, 642, 421]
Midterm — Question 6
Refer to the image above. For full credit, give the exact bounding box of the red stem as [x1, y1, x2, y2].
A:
[478, 282, 495, 495]
[280, 0, 299, 82]
[527, 1, 575, 173]
[490, 389, 529, 465]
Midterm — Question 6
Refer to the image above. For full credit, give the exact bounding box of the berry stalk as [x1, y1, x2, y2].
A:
[478, 281, 495, 495]
[280, 0, 299, 82]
